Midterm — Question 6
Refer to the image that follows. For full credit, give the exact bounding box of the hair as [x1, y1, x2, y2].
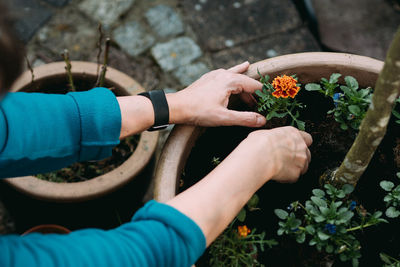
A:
[0, 0, 25, 91]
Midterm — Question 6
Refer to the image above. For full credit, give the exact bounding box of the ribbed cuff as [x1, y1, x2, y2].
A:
[68, 88, 121, 161]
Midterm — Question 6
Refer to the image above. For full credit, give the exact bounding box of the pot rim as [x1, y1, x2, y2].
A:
[22, 224, 71, 235]
[153, 52, 384, 203]
[4, 61, 159, 202]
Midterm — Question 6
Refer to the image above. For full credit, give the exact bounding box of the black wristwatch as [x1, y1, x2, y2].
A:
[138, 90, 170, 131]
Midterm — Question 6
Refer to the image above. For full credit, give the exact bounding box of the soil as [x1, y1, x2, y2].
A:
[36, 135, 139, 183]
[180, 89, 400, 267]
[24, 76, 139, 183]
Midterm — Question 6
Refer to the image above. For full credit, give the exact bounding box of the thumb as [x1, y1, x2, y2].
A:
[223, 110, 266, 127]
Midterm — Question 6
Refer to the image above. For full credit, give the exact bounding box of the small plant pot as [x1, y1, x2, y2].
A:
[4, 61, 159, 202]
[22, 224, 71, 235]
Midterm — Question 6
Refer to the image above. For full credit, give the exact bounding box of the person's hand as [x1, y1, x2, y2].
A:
[166, 62, 266, 127]
[240, 126, 313, 183]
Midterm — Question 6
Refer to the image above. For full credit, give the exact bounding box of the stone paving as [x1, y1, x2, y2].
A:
[1, 0, 399, 229]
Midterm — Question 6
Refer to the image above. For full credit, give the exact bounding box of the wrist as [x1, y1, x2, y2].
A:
[166, 92, 189, 124]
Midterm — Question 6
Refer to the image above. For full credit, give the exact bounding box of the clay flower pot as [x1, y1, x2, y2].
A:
[22, 224, 71, 235]
[153, 52, 383, 202]
[4, 61, 159, 202]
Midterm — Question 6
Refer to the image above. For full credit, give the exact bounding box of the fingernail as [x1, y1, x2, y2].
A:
[256, 116, 265, 126]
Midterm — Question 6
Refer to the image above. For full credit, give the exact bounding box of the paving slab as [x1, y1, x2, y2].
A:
[34, 6, 97, 61]
[311, 0, 400, 60]
[107, 48, 161, 92]
[3, 0, 53, 43]
[78, 0, 135, 27]
[113, 21, 155, 57]
[173, 62, 209, 86]
[145, 5, 184, 38]
[151, 37, 202, 71]
[211, 28, 320, 69]
[182, 0, 302, 51]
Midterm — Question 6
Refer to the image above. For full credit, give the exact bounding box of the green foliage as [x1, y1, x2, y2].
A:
[275, 184, 387, 267]
[380, 172, 400, 218]
[305, 73, 373, 130]
[305, 73, 342, 97]
[209, 194, 277, 266]
[209, 224, 277, 267]
[392, 97, 400, 124]
[381, 252, 400, 267]
[256, 72, 305, 130]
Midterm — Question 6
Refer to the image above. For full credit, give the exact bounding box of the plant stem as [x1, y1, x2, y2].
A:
[96, 23, 104, 77]
[61, 49, 76, 92]
[331, 27, 400, 186]
[95, 38, 110, 88]
[346, 222, 377, 232]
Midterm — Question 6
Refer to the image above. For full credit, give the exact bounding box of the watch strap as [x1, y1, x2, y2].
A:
[138, 90, 169, 131]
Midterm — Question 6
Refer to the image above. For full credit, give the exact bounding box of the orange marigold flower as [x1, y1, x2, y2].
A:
[271, 75, 300, 98]
[237, 225, 251, 238]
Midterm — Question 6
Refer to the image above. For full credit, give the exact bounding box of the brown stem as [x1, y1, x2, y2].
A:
[331, 27, 400, 186]
[61, 49, 76, 92]
[95, 38, 110, 88]
[95, 23, 104, 78]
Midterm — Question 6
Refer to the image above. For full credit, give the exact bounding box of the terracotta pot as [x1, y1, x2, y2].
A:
[4, 61, 159, 202]
[22, 224, 71, 235]
[153, 52, 384, 202]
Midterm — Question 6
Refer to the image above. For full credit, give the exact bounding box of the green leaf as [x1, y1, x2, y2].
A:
[342, 184, 354, 194]
[326, 245, 334, 253]
[352, 258, 359, 267]
[345, 76, 359, 90]
[237, 208, 246, 222]
[295, 120, 306, 131]
[386, 207, 400, 218]
[314, 216, 325, 223]
[296, 232, 306, 243]
[340, 123, 348, 130]
[305, 83, 322, 91]
[309, 239, 317, 246]
[255, 90, 265, 97]
[380, 181, 395, 191]
[380, 253, 392, 264]
[317, 231, 330, 240]
[311, 196, 327, 208]
[247, 194, 259, 209]
[348, 105, 361, 115]
[277, 228, 284, 236]
[338, 211, 354, 222]
[329, 73, 342, 84]
[305, 225, 315, 234]
[312, 189, 325, 198]
[274, 209, 289, 220]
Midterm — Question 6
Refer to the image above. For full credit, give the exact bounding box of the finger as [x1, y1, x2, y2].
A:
[306, 148, 311, 164]
[299, 131, 313, 147]
[222, 110, 266, 127]
[229, 74, 263, 94]
[239, 93, 257, 107]
[228, 61, 250, 73]
[301, 160, 309, 175]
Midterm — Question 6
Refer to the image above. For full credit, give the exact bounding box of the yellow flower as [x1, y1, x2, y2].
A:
[237, 225, 251, 238]
[271, 75, 300, 98]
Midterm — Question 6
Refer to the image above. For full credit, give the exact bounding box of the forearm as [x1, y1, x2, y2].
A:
[167, 139, 275, 246]
[118, 93, 186, 139]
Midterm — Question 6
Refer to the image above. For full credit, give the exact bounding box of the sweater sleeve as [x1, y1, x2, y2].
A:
[0, 200, 206, 267]
[0, 88, 121, 178]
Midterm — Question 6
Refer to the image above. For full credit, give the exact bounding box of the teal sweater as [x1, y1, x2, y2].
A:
[0, 88, 205, 267]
